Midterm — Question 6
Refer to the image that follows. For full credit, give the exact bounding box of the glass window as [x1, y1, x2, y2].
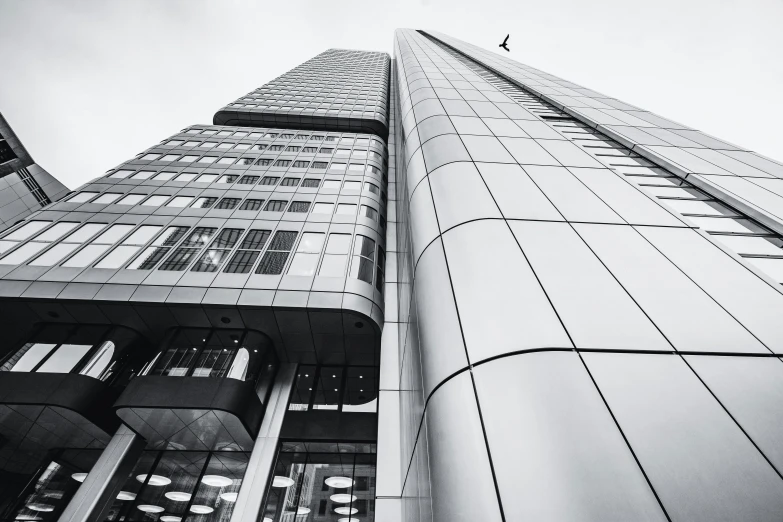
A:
[349, 235, 375, 284]
[109, 169, 134, 178]
[196, 174, 219, 183]
[259, 176, 280, 186]
[36, 344, 92, 373]
[197, 156, 218, 164]
[142, 195, 170, 206]
[67, 192, 98, 203]
[287, 233, 325, 276]
[191, 228, 244, 273]
[127, 226, 189, 270]
[302, 178, 321, 188]
[35, 222, 79, 242]
[239, 199, 264, 211]
[312, 202, 334, 214]
[238, 175, 260, 185]
[336, 203, 357, 215]
[131, 171, 155, 180]
[218, 175, 238, 184]
[342, 181, 361, 192]
[223, 229, 271, 274]
[264, 200, 287, 212]
[256, 231, 297, 275]
[116, 194, 146, 205]
[192, 196, 217, 209]
[166, 196, 194, 207]
[319, 234, 351, 277]
[281, 177, 300, 187]
[6, 343, 57, 372]
[287, 201, 310, 213]
[93, 193, 122, 204]
[174, 173, 197, 182]
[153, 171, 176, 181]
[215, 198, 240, 210]
[0, 242, 47, 265]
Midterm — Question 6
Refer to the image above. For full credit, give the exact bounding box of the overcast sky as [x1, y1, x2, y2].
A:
[1, 0, 781, 190]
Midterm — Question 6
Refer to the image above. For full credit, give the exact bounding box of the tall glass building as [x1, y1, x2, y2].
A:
[1, 30, 782, 522]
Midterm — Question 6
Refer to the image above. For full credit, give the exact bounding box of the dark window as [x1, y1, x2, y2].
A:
[292, 161, 309, 168]
[302, 147, 318, 153]
[158, 247, 200, 271]
[281, 177, 300, 187]
[259, 176, 280, 186]
[256, 158, 273, 166]
[256, 231, 297, 275]
[182, 227, 218, 247]
[301, 178, 320, 188]
[215, 198, 240, 210]
[268, 145, 285, 152]
[274, 160, 291, 167]
[287, 201, 310, 213]
[238, 175, 260, 184]
[264, 200, 287, 212]
[319, 148, 333, 154]
[239, 199, 264, 211]
[223, 229, 271, 273]
[285, 146, 301, 152]
[311, 162, 328, 169]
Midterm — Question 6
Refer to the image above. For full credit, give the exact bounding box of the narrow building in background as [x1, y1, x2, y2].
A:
[0, 31, 783, 522]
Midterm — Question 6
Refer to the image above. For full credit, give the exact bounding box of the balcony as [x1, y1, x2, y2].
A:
[114, 328, 277, 451]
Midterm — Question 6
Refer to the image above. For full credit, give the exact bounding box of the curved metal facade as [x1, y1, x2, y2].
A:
[389, 28, 783, 522]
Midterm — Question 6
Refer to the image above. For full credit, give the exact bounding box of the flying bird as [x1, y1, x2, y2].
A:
[499, 34, 510, 52]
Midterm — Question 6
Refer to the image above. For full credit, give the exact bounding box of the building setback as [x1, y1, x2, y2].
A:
[0, 30, 782, 522]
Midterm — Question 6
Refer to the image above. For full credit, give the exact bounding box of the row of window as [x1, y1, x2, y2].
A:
[161, 141, 384, 162]
[182, 129, 383, 151]
[0, 220, 385, 288]
[128, 153, 384, 173]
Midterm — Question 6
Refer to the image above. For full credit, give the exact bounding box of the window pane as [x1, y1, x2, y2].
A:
[191, 249, 231, 273]
[128, 246, 169, 270]
[223, 251, 260, 274]
[116, 194, 146, 205]
[123, 225, 164, 245]
[95, 245, 140, 269]
[240, 230, 271, 250]
[313, 367, 343, 409]
[37, 344, 92, 373]
[62, 244, 110, 267]
[35, 222, 79, 242]
[336, 204, 356, 215]
[66, 192, 97, 203]
[5, 221, 50, 240]
[269, 231, 297, 251]
[318, 254, 348, 277]
[7, 343, 57, 372]
[153, 226, 189, 246]
[325, 234, 352, 254]
[297, 233, 325, 253]
[167, 196, 194, 207]
[63, 223, 106, 243]
[93, 193, 122, 204]
[312, 202, 334, 214]
[287, 253, 320, 276]
[29, 243, 79, 266]
[182, 227, 217, 247]
[94, 224, 135, 244]
[256, 251, 290, 275]
[142, 195, 170, 206]
[0, 242, 47, 264]
[158, 247, 200, 271]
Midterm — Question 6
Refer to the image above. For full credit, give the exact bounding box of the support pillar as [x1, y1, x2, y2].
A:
[58, 425, 144, 522]
[230, 363, 297, 522]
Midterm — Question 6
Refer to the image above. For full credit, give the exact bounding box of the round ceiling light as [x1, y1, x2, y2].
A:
[330, 494, 357, 503]
[189, 505, 214, 514]
[263, 518, 273, 522]
[338, 518, 360, 522]
[136, 474, 171, 486]
[71, 473, 88, 482]
[26, 504, 54, 513]
[325, 476, 354, 489]
[220, 492, 239, 502]
[116, 491, 137, 501]
[201, 475, 233, 487]
[334, 507, 359, 516]
[160, 517, 182, 522]
[272, 476, 295, 488]
[165, 492, 192, 502]
[137, 505, 165, 513]
[295, 507, 311, 516]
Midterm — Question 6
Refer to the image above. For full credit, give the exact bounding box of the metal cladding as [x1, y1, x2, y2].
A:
[386, 28, 783, 522]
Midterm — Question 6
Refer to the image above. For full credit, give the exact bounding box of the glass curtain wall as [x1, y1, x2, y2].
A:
[262, 443, 376, 522]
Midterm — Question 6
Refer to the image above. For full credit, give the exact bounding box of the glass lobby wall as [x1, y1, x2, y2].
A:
[0, 449, 102, 522]
[102, 449, 250, 522]
[288, 366, 378, 413]
[261, 443, 376, 522]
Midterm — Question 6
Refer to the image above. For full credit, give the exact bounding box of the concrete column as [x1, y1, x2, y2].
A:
[230, 363, 297, 522]
[58, 425, 144, 522]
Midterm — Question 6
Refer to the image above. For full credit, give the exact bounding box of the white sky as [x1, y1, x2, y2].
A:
[1, 0, 781, 190]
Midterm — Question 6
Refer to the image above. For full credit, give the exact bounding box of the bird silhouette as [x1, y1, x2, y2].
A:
[499, 34, 510, 52]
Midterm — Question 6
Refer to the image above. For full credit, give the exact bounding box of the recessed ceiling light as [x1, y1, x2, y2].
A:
[13, 515, 42, 521]
[272, 476, 295, 488]
[325, 476, 354, 488]
[338, 518, 360, 522]
[201, 475, 233, 487]
[335, 507, 359, 515]
[71, 473, 88, 482]
[330, 494, 357, 503]
[160, 516, 182, 522]
[220, 492, 238, 502]
[26, 504, 54, 513]
[189, 505, 214, 514]
[117, 491, 137, 501]
[137, 505, 165, 513]
[263, 518, 273, 522]
[136, 474, 171, 486]
[292, 507, 310, 516]
[165, 492, 191, 502]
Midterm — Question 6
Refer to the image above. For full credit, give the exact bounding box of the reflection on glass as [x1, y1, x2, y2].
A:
[262, 445, 376, 522]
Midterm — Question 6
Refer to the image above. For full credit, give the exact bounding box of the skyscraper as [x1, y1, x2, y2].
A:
[0, 113, 69, 232]
[0, 29, 782, 522]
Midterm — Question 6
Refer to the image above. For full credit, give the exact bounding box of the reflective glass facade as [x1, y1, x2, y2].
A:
[1, 32, 782, 522]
